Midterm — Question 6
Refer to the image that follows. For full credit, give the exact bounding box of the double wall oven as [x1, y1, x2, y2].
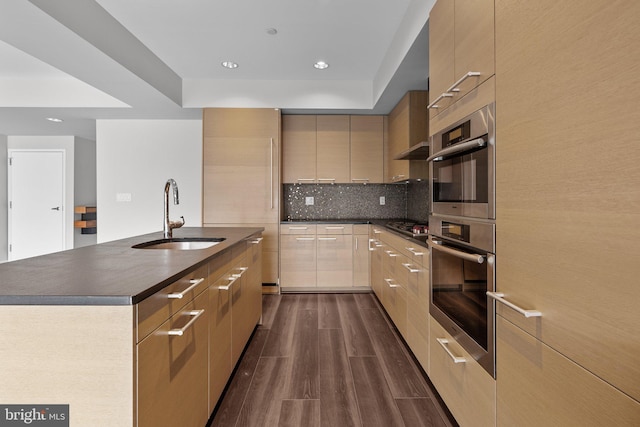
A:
[427, 103, 496, 377]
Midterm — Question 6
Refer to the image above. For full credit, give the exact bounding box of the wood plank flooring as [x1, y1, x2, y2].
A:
[208, 293, 457, 427]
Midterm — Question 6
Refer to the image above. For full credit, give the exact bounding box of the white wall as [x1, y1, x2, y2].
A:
[7, 136, 76, 252]
[0, 135, 7, 261]
[74, 137, 97, 248]
[96, 120, 202, 243]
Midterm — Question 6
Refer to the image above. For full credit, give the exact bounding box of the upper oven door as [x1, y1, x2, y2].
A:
[429, 103, 495, 219]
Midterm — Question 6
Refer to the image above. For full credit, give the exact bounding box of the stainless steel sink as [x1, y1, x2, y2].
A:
[132, 237, 225, 250]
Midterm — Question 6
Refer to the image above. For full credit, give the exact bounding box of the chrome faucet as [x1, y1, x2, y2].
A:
[163, 178, 185, 238]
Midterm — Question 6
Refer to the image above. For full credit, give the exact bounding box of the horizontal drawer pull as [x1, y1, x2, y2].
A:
[168, 310, 205, 336]
[250, 237, 263, 244]
[436, 338, 466, 364]
[295, 237, 315, 241]
[324, 226, 345, 230]
[351, 178, 370, 183]
[384, 278, 400, 288]
[427, 92, 454, 109]
[487, 292, 542, 318]
[405, 247, 424, 256]
[218, 275, 239, 291]
[402, 263, 420, 273]
[231, 266, 248, 278]
[385, 250, 398, 257]
[296, 178, 316, 183]
[288, 226, 309, 230]
[446, 70, 482, 93]
[317, 178, 336, 183]
[167, 278, 205, 299]
[318, 237, 337, 241]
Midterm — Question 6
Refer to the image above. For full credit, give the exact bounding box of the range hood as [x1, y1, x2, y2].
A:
[393, 140, 430, 160]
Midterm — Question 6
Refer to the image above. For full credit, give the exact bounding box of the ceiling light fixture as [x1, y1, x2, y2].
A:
[314, 61, 329, 70]
[46, 117, 63, 123]
[221, 61, 238, 69]
[266, 28, 278, 35]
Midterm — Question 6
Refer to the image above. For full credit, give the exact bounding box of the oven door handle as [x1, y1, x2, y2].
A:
[429, 239, 485, 264]
[427, 137, 486, 162]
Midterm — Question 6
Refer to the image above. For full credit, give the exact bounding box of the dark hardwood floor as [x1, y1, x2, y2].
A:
[208, 293, 457, 427]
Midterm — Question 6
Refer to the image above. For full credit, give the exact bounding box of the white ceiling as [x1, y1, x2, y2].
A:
[0, 0, 434, 140]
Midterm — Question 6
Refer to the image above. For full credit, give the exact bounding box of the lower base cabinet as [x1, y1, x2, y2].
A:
[496, 316, 640, 426]
[429, 315, 496, 427]
[138, 291, 209, 427]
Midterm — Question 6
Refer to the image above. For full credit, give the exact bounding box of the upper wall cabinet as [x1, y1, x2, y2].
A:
[350, 116, 384, 184]
[282, 115, 384, 184]
[386, 91, 430, 182]
[428, 0, 495, 119]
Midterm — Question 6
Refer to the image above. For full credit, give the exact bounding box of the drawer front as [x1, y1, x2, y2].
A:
[317, 224, 353, 235]
[138, 291, 209, 427]
[496, 316, 640, 426]
[353, 224, 369, 235]
[429, 315, 496, 427]
[137, 263, 209, 342]
[280, 224, 316, 235]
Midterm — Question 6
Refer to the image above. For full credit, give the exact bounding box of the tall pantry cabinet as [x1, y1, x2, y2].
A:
[202, 108, 280, 285]
[494, 0, 640, 425]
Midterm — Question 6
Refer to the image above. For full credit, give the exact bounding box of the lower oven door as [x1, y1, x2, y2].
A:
[429, 235, 496, 377]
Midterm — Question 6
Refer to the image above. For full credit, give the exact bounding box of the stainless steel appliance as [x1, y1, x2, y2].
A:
[385, 220, 429, 242]
[428, 103, 495, 220]
[428, 215, 496, 377]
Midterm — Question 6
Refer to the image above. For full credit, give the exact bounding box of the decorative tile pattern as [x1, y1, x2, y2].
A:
[282, 181, 430, 222]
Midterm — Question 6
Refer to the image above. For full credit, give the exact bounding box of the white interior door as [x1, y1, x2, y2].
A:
[8, 150, 65, 261]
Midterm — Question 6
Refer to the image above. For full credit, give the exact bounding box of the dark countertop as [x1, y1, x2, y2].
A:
[0, 227, 263, 306]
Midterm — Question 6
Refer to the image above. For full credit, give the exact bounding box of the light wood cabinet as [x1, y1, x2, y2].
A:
[352, 225, 370, 287]
[280, 224, 317, 288]
[430, 315, 496, 427]
[404, 245, 429, 374]
[203, 108, 280, 285]
[282, 115, 317, 184]
[494, 0, 640, 409]
[496, 317, 640, 426]
[386, 91, 430, 182]
[317, 115, 350, 183]
[428, 0, 494, 119]
[283, 115, 384, 184]
[138, 291, 209, 427]
[369, 226, 385, 299]
[350, 116, 384, 183]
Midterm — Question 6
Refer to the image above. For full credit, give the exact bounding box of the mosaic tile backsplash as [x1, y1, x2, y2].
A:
[283, 180, 430, 223]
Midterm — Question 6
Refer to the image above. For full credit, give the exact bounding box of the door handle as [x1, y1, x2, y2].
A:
[51, 207, 60, 211]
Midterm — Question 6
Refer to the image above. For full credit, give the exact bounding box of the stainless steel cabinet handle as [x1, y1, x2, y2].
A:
[427, 137, 486, 162]
[168, 310, 205, 336]
[167, 278, 205, 299]
[385, 250, 398, 257]
[402, 263, 420, 273]
[270, 138, 274, 209]
[391, 174, 406, 181]
[427, 92, 454, 109]
[317, 237, 337, 241]
[351, 178, 370, 184]
[232, 266, 248, 278]
[436, 338, 466, 363]
[51, 206, 61, 211]
[297, 178, 316, 183]
[295, 237, 315, 241]
[250, 237, 263, 244]
[446, 71, 481, 93]
[218, 275, 239, 291]
[384, 278, 399, 288]
[405, 247, 424, 256]
[429, 239, 485, 264]
[289, 226, 309, 230]
[317, 178, 336, 184]
[487, 292, 542, 318]
[324, 226, 344, 230]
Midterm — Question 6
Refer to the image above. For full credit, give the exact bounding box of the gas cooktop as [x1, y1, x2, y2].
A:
[385, 220, 429, 241]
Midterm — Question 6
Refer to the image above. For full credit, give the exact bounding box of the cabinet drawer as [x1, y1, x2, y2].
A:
[353, 224, 369, 235]
[137, 263, 209, 342]
[138, 291, 209, 427]
[280, 223, 317, 234]
[429, 315, 496, 427]
[496, 316, 640, 426]
[317, 224, 353, 235]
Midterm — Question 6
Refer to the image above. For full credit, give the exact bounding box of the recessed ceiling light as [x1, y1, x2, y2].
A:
[314, 61, 329, 70]
[46, 117, 63, 123]
[221, 61, 238, 69]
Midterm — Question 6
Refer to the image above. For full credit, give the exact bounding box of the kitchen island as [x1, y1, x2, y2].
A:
[0, 226, 263, 427]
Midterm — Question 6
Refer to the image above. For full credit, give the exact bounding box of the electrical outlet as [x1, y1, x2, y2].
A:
[305, 196, 314, 206]
[379, 196, 385, 205]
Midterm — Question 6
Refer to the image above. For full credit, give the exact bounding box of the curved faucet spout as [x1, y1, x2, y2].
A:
[164, 179, 184, 238]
